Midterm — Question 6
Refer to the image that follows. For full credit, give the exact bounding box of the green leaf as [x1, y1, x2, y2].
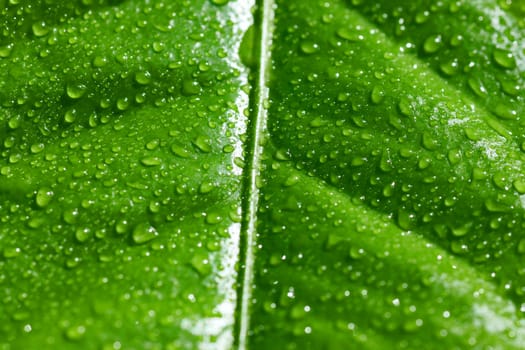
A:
[0, 1, 253, 348]
[2, 0, 525, 349]
[247, 0, 525, 348]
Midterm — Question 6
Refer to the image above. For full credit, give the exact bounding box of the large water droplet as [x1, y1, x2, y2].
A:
[132, 223, 158, 244]
[66, 84, 87, 99]
[423, 34, 443, 54]
[35, 188, 53, 208]
[493, 49, 516, 69]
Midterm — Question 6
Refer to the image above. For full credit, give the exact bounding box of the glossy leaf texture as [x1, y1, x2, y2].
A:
[3, 0, 525, 349]
[0, 0, 253, 348]
[248, 0, 525, 349]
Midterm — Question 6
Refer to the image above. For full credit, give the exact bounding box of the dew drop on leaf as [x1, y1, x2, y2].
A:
[336, 28, 360, 41]
[171, 144, 191, 158]
[182, 78, 201, 96]
[439, 59, 459, 76]
[75, 228, 91, 243]
[64, 325, 86, 341]
[300, 41, 320, 55]
[92, 56, 107, 67]
[116, 98, 129, 111]
[205, 212, 223, 224]
[115, 219, 129, 235]
[64, 109, 77, 123]
[493, 49, 516, 69]
[192, 136, 212, 153]
[190, 254, 212, 276]
[140, 157, 162, 167]
[467, 77, 487, 97]
[423, 34, 443, 54]
[513, 179, 525, 193]
[0, 45, 13, 58]
[135, 71, 151, 85]
[3, 247, 21, 259]
[132, 222, 158, 244]
[370, 85, 385, 104]
[66, 84, 87, 99]
[35, 188, 53, 208]
[199, 182, 215, 194]
[32, 22, 49, 37]
[492, 103, 517, 120]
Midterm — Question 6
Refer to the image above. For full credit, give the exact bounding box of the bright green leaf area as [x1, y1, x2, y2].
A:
[2, 0, 525, 349]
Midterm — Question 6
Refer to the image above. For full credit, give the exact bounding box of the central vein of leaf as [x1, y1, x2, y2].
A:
[236, 0, 275, 348]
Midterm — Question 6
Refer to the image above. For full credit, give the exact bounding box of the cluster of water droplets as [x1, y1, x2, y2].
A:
[0, 0, 251, 347]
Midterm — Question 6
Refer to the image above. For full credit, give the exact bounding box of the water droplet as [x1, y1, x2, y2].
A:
[415, 11, 429, 24]
[205, 212, 223, 224]
[397, 209, 416, 230]
[493, 49, 516, 69]
[518, 239, 525, 254]
[513, 180, 525, 194]
[92, 56, 108, 67]
[421, 132, 438, 151]
[492, 103, 517, 120]
[116, 98, 129, 111]
[135, 71, 151, 85]
[492, 173, 510, 190]
[467, 77, 487, 97]
[115, 219, 129, 234]
[192, 136, 212, 153]
[0, 45, 13, 58]
[3, 247, 21, 258]
[199, 182, 215, 194]
[398, 98, 411, 116]
[152, 42, 165, 52]
[349, 246, 365, 259]
[64, 325, 86, 341]
[447, 149, 461, 164]
[32, 22, 49, 37]
[500, 78, 520, 96]
[132, 223, 158, 244]
[171, 144, 191, 158]
[284, 174, 300, 187]
[64, 109, 77, 123]
[36, 188, 53, 208]
[146, 140, 159, 150]
[450, 34, 463, 47]
[63, 208, 79, 224]
[451, 222, 471, 237]
[484, 199, 506, 212]
[140, 157, 162, 167]
[439, 59, 459, 76]
[75, 228, 91, 243]
[210, 0, 229, 5]
[450, 241, 469, 254]
[423, 34, 443, 54]
[190, 253, 212, 276]
[370, 86, 385, 104]
[300, 41, 320, 55]
[336, 28, 360, 41]
[182, 78, 201, 96]
[30, 143, 45, 154]
[66, 84, 87, 99]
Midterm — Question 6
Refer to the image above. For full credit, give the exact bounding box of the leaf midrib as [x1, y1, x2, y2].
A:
[235, 0, 275, 348]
